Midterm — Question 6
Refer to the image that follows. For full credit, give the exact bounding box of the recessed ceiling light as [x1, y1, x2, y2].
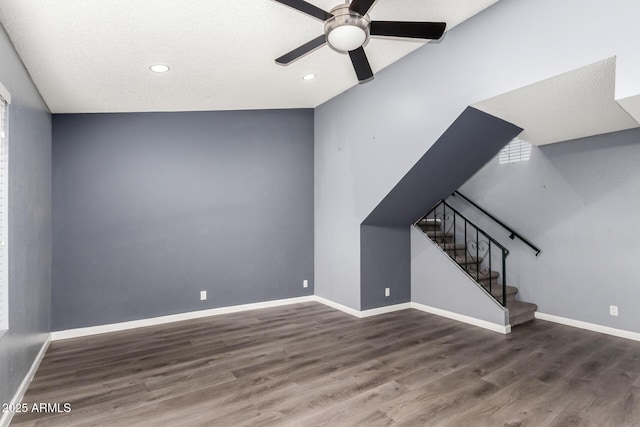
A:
[149, 64, 170, 73]
[302, 74, 316, 81]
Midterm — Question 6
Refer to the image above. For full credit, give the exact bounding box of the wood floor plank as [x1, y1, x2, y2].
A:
[10, 302, 640, 426]
[288, 380, 406, 426]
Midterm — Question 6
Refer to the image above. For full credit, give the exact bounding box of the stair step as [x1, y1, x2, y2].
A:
[439, 242, 466, 250]
[426, 230, 453, 242]
[507, 300, 538, 327]
[483, 284, 518, 304]
[418, 218, 441, 224]
[417, 218, 442, 230]
[426, 230, 450, 237]
[439, 243, 466, 257]
[475, 271, 500, 282]
[419, 225, 442, 233]
[464, 268, 499, 280]
[446, 250, 467, 259]
[452, 255, 482, 265]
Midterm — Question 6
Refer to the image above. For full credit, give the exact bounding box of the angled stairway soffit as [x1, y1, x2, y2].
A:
[472, 57, 640, 146]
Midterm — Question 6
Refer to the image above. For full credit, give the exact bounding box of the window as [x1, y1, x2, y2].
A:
[498, 138, 532, 164]
[0, 86, 8, 333]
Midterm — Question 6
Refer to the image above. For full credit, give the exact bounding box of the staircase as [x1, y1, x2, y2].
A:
[417, 201, 538, 328]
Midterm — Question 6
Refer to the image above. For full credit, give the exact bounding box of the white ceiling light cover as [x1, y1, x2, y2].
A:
[327, 25, 367, 52]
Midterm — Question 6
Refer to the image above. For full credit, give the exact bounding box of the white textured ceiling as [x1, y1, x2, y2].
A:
[617, 94, 640, 125]
[0, 0, 497, 113]
[473, 57, 639, 146]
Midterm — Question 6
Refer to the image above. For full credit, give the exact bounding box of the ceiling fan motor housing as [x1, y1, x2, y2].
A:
[324, 4, 370, 53]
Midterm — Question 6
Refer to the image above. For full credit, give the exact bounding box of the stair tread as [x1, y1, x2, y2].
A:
[426, 232, 454, 243]
[480, 284, 517, 305]
[507, 300, 538, 317]
[439, 242, 466, 249]
[467, 270, 499, 280]
[507, 300, 538, 327]
[426, 230, 451, 236]
[418, 219, 441, 226]
[484, 284, 518, 296]
[453, 255, 482, 264]
[419, 218, 441, 223]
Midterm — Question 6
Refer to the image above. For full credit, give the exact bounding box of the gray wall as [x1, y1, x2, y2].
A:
[359, 108, 520, 310]
[0, 26, 52, 411]
[362, 108, 521, 226]
[453, 128, 640, 333]
[52, 109, 313, 330]
[411, 227, 506, 327]
[360, 225, 411, 309]
[314, 0, 640, 311]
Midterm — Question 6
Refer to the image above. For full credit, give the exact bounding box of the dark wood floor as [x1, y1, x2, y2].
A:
[11, 302, 640, 426]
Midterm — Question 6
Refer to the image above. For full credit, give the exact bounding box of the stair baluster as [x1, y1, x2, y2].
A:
[416, 199, 537, 325]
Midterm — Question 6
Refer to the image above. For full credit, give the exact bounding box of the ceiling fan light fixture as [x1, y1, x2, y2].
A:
[324, 4, 370, 53]
[272, 0, 446, 84]
[327, 25, 367, 52]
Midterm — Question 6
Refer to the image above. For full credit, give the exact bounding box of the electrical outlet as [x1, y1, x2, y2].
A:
[385, 288, 390, 297]
[200, 290, 207, 301]
[303, 279, 308, 288]
[610, 305, 618, 316]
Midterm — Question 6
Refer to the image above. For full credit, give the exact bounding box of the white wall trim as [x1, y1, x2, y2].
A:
[313, 296, 411, 318]
[51, 296, 316, 341]
[51, 293, 515, 341]
[360, 302, 412, 318]
[535, 312, 640, 342]
[0, 81, 10, 104]
[312, 296, 362, 317]
[0, 334, 51, 427]
[411, 302, 511, 334]
[52, 296, 418, 341]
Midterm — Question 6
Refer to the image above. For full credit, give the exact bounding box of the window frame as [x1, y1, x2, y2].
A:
[498, 137, 532, 165]
[0, 80, 10, 335]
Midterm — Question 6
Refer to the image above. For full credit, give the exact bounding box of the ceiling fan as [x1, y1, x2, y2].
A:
[273, 0, 447, 84]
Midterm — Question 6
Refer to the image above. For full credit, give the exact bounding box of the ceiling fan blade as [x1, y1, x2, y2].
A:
[370, 21, 447, 39]
[349, 0, 377, 16]
[272, 0, 333, 21]
[348, 47, 374, 84]
[275, 35, 327, 65]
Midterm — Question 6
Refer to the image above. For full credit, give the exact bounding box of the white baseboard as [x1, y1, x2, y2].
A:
[52, 295, 418, 341]
[52, 296, 316, 341]
[411, 302, 510, 334]
[312, 296, 362, 317]
[535, 312, 640, 342]
[312, 296, 411, 318]
[51, 293, 513, 341]
[360, 302, 412, 318]
[0, 334, 51, 427]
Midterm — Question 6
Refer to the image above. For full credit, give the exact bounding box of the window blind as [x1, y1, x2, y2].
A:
[0, 94, 7, 332]
[498, 138, 532, 165]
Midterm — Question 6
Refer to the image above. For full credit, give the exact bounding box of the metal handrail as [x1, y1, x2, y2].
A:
[442, 200, 509, 256]
[417, 200, 508, 307]
[453, 191, 541, 256]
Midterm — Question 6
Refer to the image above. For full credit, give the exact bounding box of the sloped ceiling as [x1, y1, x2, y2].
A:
[0, 0, 498, 113]
[2, 1, 639, 147]
[473, 57, 639, 146]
